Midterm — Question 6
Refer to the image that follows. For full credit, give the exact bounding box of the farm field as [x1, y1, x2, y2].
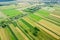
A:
[0, 4, 60, 40]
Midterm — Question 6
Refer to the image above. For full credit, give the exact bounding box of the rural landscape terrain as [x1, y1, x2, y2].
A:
[0, 0, 60, 40]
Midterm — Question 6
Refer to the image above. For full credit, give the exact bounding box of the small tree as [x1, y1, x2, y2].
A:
[1, 21, 9, 28]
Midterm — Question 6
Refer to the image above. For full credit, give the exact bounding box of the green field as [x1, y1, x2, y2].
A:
[1, 9, 22, 17]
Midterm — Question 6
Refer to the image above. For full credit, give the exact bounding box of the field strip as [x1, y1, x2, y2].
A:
[17, 20, 30, 30]
[22, 16, 36, 27]
[18, 20, 39, 40]
[50, 14, 60, 18]
[9, 24, 25, 40]
[15, 27, 29, 40]
[17, 20, 33, 40]
[0, 27, 2, 40]
[27, 20, 60, 39]
[34, 13, 60, 26]
[38, 20, 60, 35]
[0, 27, 9, 40]
[22, 16, 42, 28]
[18, 20, 37, 40]
[27, 31, 39, 40]
[22, 15, 60, 39]
[22, 16, 59, 40]
[4, 26, 18, 40]
[35, 23, 60, 39]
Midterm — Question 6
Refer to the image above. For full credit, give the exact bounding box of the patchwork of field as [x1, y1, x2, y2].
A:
[0, 5, 60, 40]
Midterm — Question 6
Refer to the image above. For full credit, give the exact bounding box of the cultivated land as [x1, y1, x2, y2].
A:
[0, 4, 60, 40]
